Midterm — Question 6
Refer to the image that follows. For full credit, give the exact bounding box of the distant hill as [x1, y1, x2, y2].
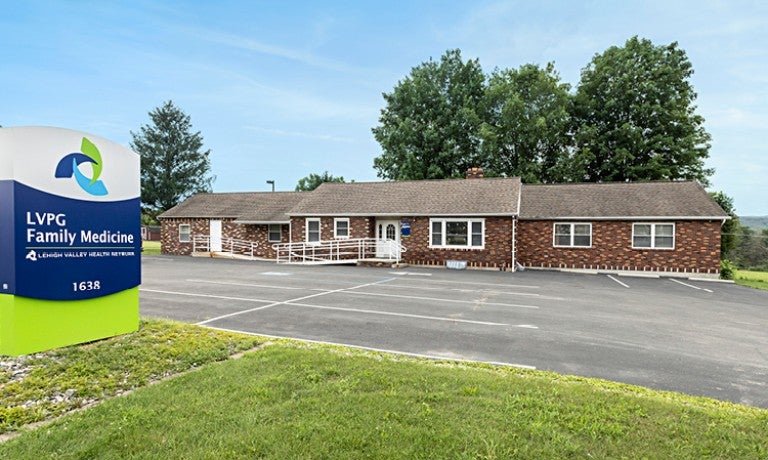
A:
[740, 216, 768, 230]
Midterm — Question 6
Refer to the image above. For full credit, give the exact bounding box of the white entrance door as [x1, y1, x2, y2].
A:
[210, 220, 223, 252]
[375, 219, 400, 259]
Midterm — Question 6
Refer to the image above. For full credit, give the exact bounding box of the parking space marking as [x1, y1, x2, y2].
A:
[335, 290, 541, 309]
[187, 279, 332, 292]
[141, 288, 277, 305]
[607, 275, 630, 288]
[669, 278, 714, 293]
[194, 277, 399, 326]
[285, 302, 524, 327]
[379, 283, 563, 300]
[388, 271, 432, 276]
[203, 326, 538, 370]
[393, 278, 540, 290]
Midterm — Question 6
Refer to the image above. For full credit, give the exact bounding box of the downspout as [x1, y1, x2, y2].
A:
[512, 217, 517, 273]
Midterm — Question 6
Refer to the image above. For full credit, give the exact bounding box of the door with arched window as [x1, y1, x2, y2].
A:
[375, 219, 400, 258]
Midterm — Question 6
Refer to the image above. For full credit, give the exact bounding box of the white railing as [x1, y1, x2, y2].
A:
[192, 235, 258, 258]
[273, 238, 405, 264]
[192, 235, 210, 253]
[221, 237, 258, 258]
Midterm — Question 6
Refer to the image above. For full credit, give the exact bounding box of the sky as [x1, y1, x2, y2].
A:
[2, 0, 766, 215]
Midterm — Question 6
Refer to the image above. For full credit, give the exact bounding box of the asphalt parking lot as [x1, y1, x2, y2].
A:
[140, 256, 768, 408]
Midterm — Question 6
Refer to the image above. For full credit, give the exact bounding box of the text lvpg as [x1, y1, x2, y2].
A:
[25, 212, 135, 247]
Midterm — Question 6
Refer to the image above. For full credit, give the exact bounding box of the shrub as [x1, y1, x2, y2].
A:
[720, 259, 735, 280]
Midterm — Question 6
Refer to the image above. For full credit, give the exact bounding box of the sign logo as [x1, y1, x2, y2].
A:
[54, 137, 108, 196]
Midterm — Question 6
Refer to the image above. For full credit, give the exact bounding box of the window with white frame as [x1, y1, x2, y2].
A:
[429, 218, 484, 248]
[633, 223, 675, 249]
[179, 224, 191, 243]
[553, 223, 592, 248]
[306, 218, 321, 243]
[268, 224, 282, 243]
[334, 218, 349, 239]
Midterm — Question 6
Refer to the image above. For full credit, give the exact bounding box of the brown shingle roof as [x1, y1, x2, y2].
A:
[288, 177, 521, 216]
[159, 191, 305, 223]
[520, 181, 727, 219]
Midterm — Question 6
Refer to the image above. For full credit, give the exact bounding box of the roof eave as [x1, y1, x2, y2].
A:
[519, 215, 729, 221]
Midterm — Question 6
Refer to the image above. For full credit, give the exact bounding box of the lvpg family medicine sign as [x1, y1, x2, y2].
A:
[0, 127, 140, 355]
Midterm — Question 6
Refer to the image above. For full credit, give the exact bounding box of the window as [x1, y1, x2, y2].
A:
[429, 218, 484, 248]
[179, 224, 191, 243]
[334, 218, 349, 239]
[633, 223, 675, 249]
[553, 223, 592, 248]
[306, 218, 321, 243]
[268, 224, 282, 243]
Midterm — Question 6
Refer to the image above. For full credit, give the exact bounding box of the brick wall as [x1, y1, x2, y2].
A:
[160, 218, 213, 255]
[290, 217, 374, 242]
[400, 216, 515, 269]
[516, 220, 722, 274]
[160, 218, 288, 259]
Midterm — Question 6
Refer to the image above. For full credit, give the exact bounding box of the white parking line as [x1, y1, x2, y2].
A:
[607, 275, 630, 288]
[187, 279, 331, 292]
[141, 288, 276, 305]
[669, 278, 713, 293]
[203, 325, 538, 370]
[285, 302, 527, 327]
[393, 278, 540, 290]
[193, 277, 398, 326]
[377, 283, 563, 300]
[389, 271, 433, 276]
[335, 290, 541, 309]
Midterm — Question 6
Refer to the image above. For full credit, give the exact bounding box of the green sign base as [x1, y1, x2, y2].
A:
[0, 288, 139, 356]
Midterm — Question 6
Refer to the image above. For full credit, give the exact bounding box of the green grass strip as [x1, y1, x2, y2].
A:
[141, 240, 161, 255]
[2, 338, 767, 458]
[0, 319, 262, 435]
[735, 269, 768, 291]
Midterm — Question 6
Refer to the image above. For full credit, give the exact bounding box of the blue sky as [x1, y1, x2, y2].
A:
[2, 0, 766, 215]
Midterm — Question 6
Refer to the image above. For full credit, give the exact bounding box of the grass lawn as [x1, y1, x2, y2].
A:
[1, 322, 767, 458]
[735, 269, 768, 291]
[141, 240, 161, 255]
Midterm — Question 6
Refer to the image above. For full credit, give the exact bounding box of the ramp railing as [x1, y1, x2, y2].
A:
[273, 238, 405, 264]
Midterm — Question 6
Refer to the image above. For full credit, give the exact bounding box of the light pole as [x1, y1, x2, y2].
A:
[266, 180, 275, 192]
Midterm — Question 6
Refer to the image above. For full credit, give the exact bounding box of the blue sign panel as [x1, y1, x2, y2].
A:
[401, 221, 411, 237]
[14, 183, 140, 300]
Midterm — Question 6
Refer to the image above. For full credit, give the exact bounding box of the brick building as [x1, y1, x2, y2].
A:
[159, 171, 728, 277]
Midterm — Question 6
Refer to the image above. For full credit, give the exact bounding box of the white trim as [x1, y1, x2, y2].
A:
[305, 218, 321, 244]
[237, 220, 290, 225]
[428, 218, 485, 250]
[268, 224, 282, 243]
[552, 222, 592, 248]
[288, 212, 518, 217]
[178, 224, 191, 243]
[520, 216, 725, 221]
[334, 218, 350, 239]
[632, 222, 675, 250]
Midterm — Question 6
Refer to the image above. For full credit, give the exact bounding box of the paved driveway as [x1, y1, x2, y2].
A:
[140, 256, 768, 408]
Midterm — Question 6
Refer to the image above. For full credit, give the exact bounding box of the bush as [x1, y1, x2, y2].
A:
[720, 259, 735, 280]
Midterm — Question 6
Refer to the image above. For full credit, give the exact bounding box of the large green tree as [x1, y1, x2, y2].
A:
[709, 191, 739, 258]
[481, 63, 572, 183]
[571, 36, 713, 185]
[131, 101, 214, 220]
[295, 171, 345, 191]
[372, 49, 485, 180]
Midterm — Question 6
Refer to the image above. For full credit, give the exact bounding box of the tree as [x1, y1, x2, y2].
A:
[571, 36, 713, 185]
[295, 171, 345, 191]
[481, 63, 572, 183]
[709, 191, 739, 258]
[372, 49, 485, 180]
[131, 101, 214, 220]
